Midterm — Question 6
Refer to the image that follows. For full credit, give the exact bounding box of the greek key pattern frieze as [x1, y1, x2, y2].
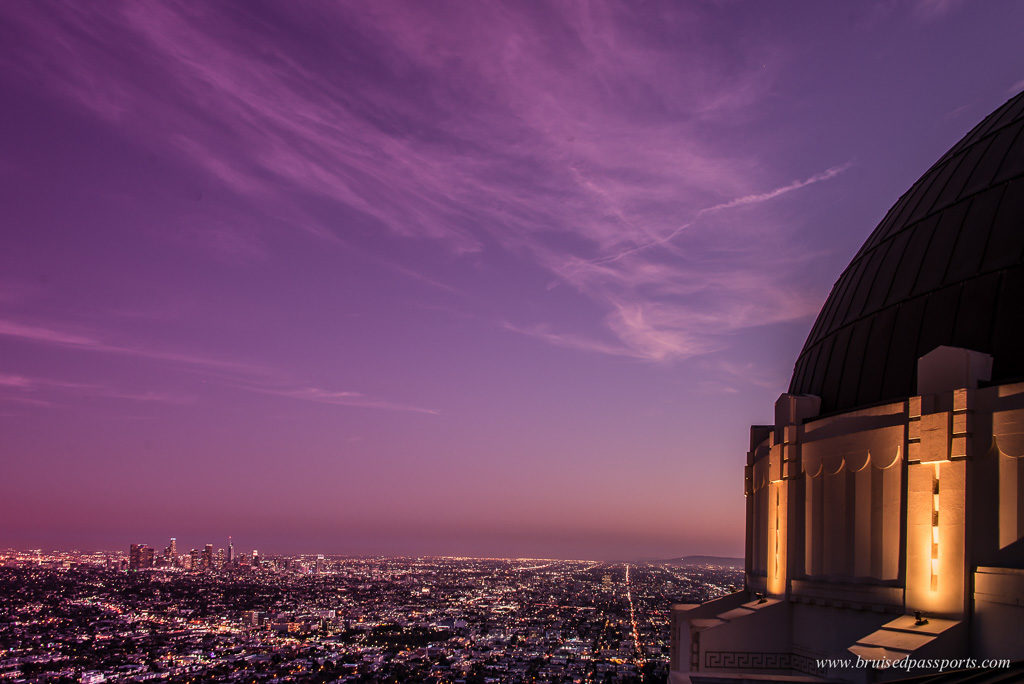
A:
[704, 651, 824, 675]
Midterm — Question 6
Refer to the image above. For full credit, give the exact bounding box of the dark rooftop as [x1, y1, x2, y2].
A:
[789, 90, 1024, 414]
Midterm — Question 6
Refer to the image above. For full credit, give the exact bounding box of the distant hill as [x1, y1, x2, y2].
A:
[666, 555, 744, 568]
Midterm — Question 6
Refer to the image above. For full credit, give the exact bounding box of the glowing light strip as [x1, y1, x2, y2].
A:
[931, 463, 940, 592]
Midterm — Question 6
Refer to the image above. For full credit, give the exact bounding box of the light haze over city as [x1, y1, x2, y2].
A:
[2, 1, 1023, 559]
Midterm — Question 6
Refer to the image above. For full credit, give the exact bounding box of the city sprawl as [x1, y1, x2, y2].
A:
[0, 547, 741, 683]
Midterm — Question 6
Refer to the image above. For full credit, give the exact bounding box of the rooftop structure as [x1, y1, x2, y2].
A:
[671, 91, 1024, 683]
[790, 92, 1024, 416]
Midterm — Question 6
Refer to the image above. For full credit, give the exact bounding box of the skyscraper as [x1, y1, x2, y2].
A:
[165, 537, 177, 567]
[227, 536, 234, 565]
[129, 543, 144, 571]
[128, 544, 155, 570]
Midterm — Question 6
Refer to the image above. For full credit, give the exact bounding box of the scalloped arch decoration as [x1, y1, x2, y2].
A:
[993, 433, 1024, 460]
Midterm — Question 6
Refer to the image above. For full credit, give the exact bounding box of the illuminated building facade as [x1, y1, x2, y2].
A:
[201, 543, 213, 570]
[671, 91, 1024, 682]
[128, 543, 144, 571]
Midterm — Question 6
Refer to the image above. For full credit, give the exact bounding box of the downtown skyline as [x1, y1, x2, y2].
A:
[2, 1, 1024, 560]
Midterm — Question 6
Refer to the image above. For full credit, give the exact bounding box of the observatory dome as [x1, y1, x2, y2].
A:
[789, 91, 1024, 414]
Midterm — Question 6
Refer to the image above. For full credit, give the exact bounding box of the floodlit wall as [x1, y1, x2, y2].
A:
[672, 352, 1024, 680]
[801, 423, 903, 582]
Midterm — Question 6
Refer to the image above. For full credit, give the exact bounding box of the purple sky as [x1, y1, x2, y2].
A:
[1, 1, 1022, 560]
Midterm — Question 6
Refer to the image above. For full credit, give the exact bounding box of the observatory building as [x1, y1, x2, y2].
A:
[671, 90, 1024, 682]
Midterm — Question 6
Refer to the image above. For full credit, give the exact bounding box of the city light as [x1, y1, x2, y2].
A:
[0, 545, 742, 682]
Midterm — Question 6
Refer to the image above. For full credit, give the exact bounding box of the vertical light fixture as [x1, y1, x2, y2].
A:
[931, 463, 940, 591]
[774, 485, 780, 579]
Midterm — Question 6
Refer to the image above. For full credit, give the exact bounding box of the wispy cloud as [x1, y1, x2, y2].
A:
[501, 322, 639, 360]
[572, 162, 849, 277]
[0, 320, 98, 347]
[0, 319, 257, 374]
[943, 103, 972, 122]
[0, 373, 34, 388]
[0, 395, 56, 407]
[0, 371, 193, 404]
[585, 224, 692, 268]
[696, 164, 851, 215]
[709, 358, 789, 391]
[246, 385, 439, 416]
[0, 320, 437, 415]
[0, 3, 838, 367]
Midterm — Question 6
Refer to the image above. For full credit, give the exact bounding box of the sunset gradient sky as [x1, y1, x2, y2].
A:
[2, 1, 1023, 559]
